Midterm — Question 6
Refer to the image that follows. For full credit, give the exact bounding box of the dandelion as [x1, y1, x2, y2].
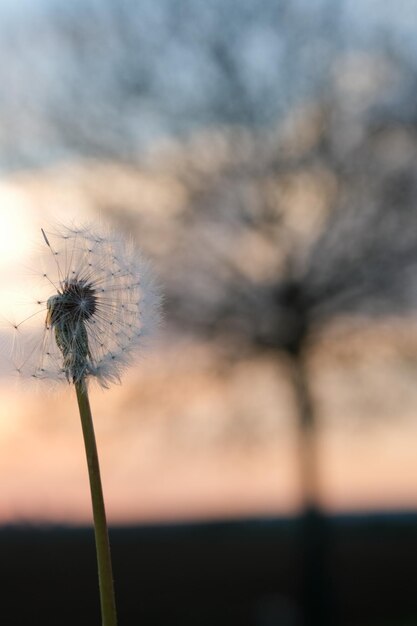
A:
[11, 223, 159, 388]
[8, 222, 161, 626]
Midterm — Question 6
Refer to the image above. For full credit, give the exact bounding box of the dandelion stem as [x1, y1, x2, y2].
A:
[75, 380, 117, 626]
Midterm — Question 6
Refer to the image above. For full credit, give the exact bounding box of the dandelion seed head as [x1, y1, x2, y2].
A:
[8, 222, 161, 388]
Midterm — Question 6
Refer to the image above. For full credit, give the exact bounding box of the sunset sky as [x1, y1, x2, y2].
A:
[0, 0, 417, 526]
[0, 191, 417, 525]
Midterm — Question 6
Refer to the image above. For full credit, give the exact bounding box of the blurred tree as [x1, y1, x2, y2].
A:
[105, 91, 417, 624]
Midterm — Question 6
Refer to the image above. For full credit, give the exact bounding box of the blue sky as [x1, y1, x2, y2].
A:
[0, 0, 416, 169]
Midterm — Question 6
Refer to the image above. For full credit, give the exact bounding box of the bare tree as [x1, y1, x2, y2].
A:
[100, 87, 417, 623]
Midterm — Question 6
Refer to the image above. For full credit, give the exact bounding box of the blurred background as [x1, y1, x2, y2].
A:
[1, 0, 417, 624]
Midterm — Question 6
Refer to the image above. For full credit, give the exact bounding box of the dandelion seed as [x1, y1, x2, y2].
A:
[10, 222, 161, 388]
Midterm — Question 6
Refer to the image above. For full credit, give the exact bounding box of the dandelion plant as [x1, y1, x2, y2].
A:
[9, 223, 161, 626]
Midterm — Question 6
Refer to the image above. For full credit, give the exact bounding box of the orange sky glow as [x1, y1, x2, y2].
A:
[0, 177, 417, 524]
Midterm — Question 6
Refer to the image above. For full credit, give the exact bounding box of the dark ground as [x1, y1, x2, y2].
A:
[0, 512, 416, 626]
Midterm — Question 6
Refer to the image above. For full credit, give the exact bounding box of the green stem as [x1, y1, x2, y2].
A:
[75, 380, 118, 626]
